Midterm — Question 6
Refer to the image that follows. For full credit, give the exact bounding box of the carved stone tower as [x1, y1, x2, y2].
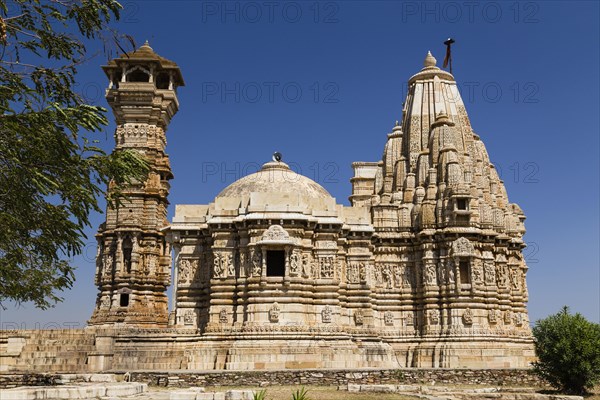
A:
[88, 42, 184, 327]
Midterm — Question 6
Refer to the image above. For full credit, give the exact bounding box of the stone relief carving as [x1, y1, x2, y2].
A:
[384, 311, 394, 326]
[101, 296, 111, 310]
[239, 251, 248, 277]
[183, 309, 195, 326]
[319, 256, 335, 279]
[424, 263, 437, 285]
[510, 268, 521, 290]
[496, 265, 510, 287]
[141, 253, 157, 276]
[269, 303, 280, 323]
[437, 262, 446, 284]
[375, 266, 383, 286]
[382, 265, 393, 288]
[404, 265, 414, 288]
[472, 262, 483, 284]
[213, 253, 224, 278]
[451, 237, 474, 257]
[354, 310, 364, 325]
[429, 309, 440, 325]
[252, 250, 262, 277]
[103, 254, 114, 273]
[226, 253, 234, 277]
[347, 262, 360, 284]
[359, 262, 367, 282]
[484, 262, 496, 285]
[462, 308, 473, 325]
[289, 252, 300, 276]
[405, 312, 414, 327]
[447, 259, 456, 284]
[145, 172, 161, 191]
[488, 309, 500, 324]
[178, 259, 195, 284]
[321, 305, 332, 323]
[261, 225, 291, 242]
[302, 253, 312, 278]
[504, 310, 512, 324]
[394, 265, 404, 287]
[515, 312, 523, 326]
[219, 309, 228, 324]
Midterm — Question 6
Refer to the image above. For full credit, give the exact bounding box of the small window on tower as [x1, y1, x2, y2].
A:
[456, 198, 468, 210]
[122, 236, 132, 273]
[459, 260, 470, 284]
[156, 73, 170, 89]
[266, 250, 285, 277]
[127, 68, 150, 83]
[120, 293, 130, 307]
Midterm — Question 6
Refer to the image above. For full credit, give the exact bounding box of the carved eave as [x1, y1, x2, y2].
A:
[105, 85, 180, 127]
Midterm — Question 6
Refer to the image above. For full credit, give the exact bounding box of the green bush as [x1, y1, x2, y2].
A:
[532, 306, 600, 394]
[291, 386, 310, 400]
[253, 389, 267, 400]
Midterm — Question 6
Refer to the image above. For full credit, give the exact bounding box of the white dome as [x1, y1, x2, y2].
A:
[216, 161, 333, 202]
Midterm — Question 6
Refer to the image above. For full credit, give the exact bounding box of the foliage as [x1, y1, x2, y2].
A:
[291, 386, 310, 400]
[252, 389, 267, 400]
[0, 0, 147, 309]
[392, 369, 405, 381]
[532, 306, 600, 395]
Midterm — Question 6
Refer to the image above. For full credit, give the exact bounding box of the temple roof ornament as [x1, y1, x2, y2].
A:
[409, 51, 454, 83]
[258, 224, 294, 245]
[424, 50, 437, 67]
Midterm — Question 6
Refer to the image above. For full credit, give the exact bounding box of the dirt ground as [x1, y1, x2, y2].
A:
[199, 384, 600, 400]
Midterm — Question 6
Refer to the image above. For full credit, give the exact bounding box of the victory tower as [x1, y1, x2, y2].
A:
[89, 42, 184, 327]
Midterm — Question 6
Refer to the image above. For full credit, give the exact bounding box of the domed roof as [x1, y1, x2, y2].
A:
[102, 41, 184, 86]
[217, 161, 333, 201]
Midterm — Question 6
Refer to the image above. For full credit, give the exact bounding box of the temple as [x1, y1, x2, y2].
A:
[1, 45, 535, 372]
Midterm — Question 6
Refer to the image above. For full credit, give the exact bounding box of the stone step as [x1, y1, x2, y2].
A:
[19, 348, 95, 354]
[17, 358, 86, 365]
[0, 382, 147, 399]
[23, 339, 95, 346]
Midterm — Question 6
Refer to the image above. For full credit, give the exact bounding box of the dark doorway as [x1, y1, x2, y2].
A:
[459, 261, 470, 284]
[120, 293, 130, 307]
[266, 250, 285, 277]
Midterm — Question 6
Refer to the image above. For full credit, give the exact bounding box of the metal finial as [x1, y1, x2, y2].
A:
[272, 152, 282, 162]
[443, 38, 455, 74]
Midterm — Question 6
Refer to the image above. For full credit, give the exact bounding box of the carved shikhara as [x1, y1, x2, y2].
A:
[83, 47, 535, 370]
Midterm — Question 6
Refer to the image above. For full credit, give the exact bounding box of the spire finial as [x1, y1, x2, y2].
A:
[424, 51, 437, 67]
[142, 40, 152, 50]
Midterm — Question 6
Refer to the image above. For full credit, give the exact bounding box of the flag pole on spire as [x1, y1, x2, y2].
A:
[443, 37, 455, 74]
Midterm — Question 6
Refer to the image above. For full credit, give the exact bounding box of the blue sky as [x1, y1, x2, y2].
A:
[2, 0, 598, 329]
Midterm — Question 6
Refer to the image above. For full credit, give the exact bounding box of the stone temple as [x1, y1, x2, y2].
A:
[1, 44, 535, 372]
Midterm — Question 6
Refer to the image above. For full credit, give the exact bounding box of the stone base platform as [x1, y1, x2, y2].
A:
[0, 328, 535, 373]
